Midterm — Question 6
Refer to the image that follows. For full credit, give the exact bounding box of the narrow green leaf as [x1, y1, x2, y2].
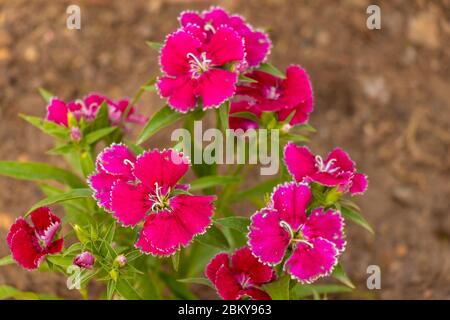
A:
[0, 255, 14, 267]
[215, 216, 250, 234]
[258, 63, 285, 78]
[20, 114, 69, 139]
[341, 206, 374, 235]
[282, 133, 309, 143]
[46, 254, 73, 268]
[38, 88, 54, 103]
[146, 41, 163, 51]
[80, 151, 95, 177]
[263, 275, 290, 300]
[0, 285, 60, 300]
[137, 105, 186, 145]
[293, 284, 352, 299]
[106, 280, 116, 300]
[158, 271, 197, 300]
[294, 123, 317, 132]
[84, 127, 117, 144]
[189, 175, 239, 191]
[26, 188, 91, 215]
[89, 102, 109, 132]
[230, 111, 260, 124]
[233, 177, 282, 201]
[47, 143, 74, 155]
[218, 100, 230, 131]
[171, 251, 180, 272]
[116, 278, 143, 300]
[177, 278, 212, 288]
[195, 225, 229, 250]
[332, 263, 355, 289]
[0, 161, 85, 188]
[238, 74, 258, 83]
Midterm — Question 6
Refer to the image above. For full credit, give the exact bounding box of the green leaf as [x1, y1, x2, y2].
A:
[171, 251, 180, 272]
[189, 175, 239, 191]
[341, 206, 374, 235]
[20, 114, 69, 139]
[84, 127, 117, 145]
[0, 285, 60, 300]
[26, 188, 91, 215]
[46, 254, 73, 268]
[230, 111, 260, 124]
[238, 74, 258, 83]
[106, 280, 116, 300]
[294, 123, 317, 132]
[263, 275, 290, 300]
[177, 278, 212, 288]
[282, 133, 309, 143]
[215, 216, 250, 234]
[258, 63, 285, 78]
[89, 102, 109, 132]
[158, 271, 197, 300]
[332, 263, 355, 289]
[47, 143, 75, 155]
[0, 161, 85, 188]
[116, 279, 143, 300]
[0, 255, 14, 267]
[146, 41, 163, 51]
[137, 105, 186, 145]
[195, 225, 229, 250]
[38, 88, 54, 103]
[233, 177, 282, 201]
[80, 151, 95, 177]
[293, 284, 352, 299]
[218, 100, 230, 131]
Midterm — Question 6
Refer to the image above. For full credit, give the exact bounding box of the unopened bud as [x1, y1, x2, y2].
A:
[73, 251, 95, 269]
[115, 254, 127, 267]
[70, 126, 82, 142]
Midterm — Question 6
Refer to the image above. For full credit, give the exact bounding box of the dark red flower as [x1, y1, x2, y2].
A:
[7, 207, 64, 270]
[205, 247, 275, 300]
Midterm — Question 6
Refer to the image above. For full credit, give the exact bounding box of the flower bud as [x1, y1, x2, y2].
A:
[115, 254, 127, 267]
[70, 126, 82, 142]
[73, 251, 95, 269]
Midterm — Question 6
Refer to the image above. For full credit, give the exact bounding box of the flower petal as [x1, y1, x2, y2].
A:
[205, 26, 244, 66]
[110, 180, 151, 226]
[7, 218, 32, 247]
[96, 143, 135, 177]
[237, 288, 271, 300]
[284, 238, 338, 283]
[350, 173, 368, 195]
[281, 65, 313, 108]
[326, 148, 355, 172]
[231, 247, 275, 285]
[8, 228, 44, 270]
[302, 208, 346, 252]
[133, 149, 190, 190]
[284, 143, 317, 183]
[30, 207, 61, 237]
[270, 182, 311, 230]
[46, 98, 68, 126]
[205, 252, 230, 284]
[197, 69, 237, 108]
[157, 75, 198, 113]
[243, 31, 271, 67]
[248, 208, 290, 265]
[88, 171, 119, 211]
[215, 265, 242, 300]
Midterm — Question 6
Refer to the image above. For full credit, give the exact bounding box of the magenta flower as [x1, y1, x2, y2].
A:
[7, 207, 64, 270]
[248, 183, 345, 283]
[179, 6, 271, 69]
[205, 247, 275, 300]
[46, 93, 147, 127]
[236, 65, 313, 126]
[284, 142, 368, 195]
[73, 251, 95, 269]
[228, 100, 261, 131]
[88, 144, 215, 256]
[157, 24, 245, 112]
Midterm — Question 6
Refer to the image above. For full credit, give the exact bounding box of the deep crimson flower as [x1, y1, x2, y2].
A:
[46, 93, 146, 127]
[228, 99, 261, 131]
[157, 24, 245, 112]
[235, 65, 313, 126]
[248, 183, 345, 283]
[88, 144, 216, 256]
[284, 142, 368, 195]
[73, 251, 95, 269]
[205, 247, 275, 300]
[7, 207, 64, 270]
[179, 6, 271, 69]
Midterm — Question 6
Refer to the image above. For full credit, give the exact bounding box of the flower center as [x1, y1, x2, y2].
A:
[279, 220, 313, 248]
[187, 52, 211, 79]
[204, 22, 216, 33]
[237, 273, 253, 289]
[265, 86, 280, 100]
[315, 156, 339, 174]
[149, 182, 172, 212]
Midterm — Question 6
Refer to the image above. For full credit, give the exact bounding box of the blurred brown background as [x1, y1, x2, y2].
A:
[0, 0, 449, 299]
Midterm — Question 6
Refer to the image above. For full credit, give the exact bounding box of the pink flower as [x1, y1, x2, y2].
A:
[7, 207, 64, 270]
[157, 24, 245, 112]
[284, 142, 368, 195]
[73, 251, 95, 269]
[205, 247, 275, 300]
[228, 100, 261, 131]
[88, 144, 216, 256]
[179, 6, 271, 69]
[248, 183, 345, 283]
[236, 65, 314, 126]
[46, 93, 147, 127]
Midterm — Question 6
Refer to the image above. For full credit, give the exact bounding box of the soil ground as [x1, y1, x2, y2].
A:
[0, 0, 449, 299]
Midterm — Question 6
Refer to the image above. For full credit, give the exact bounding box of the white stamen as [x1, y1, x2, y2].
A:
[187, 52, 211, 79]
[204, 22, 216, 33]
[315, 156, 339, 173]
[279, 220, 294, 240]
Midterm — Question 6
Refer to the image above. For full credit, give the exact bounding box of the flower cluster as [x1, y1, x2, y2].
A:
[46, 93, 147, 127]
[88, 144, 215, 256]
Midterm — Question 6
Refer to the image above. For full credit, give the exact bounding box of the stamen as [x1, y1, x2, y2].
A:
[279, 220, 294, 240]
[204, 22, 216, 33]
[292, 238, 314, 248]
[315, 156, 339, 173]
[187, 52, 211, 79]
[123, 159, 134, 169]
